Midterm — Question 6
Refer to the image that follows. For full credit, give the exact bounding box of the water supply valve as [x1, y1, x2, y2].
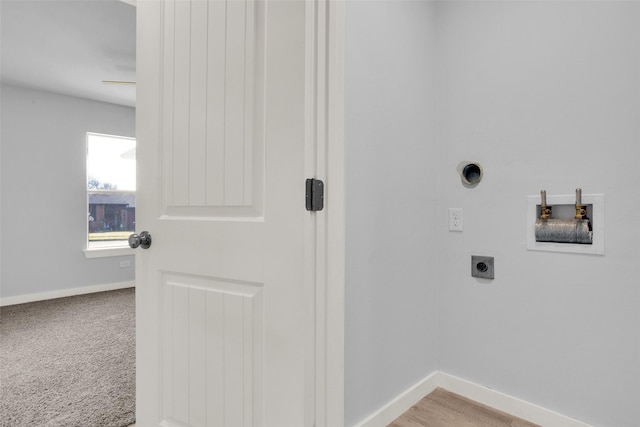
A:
[535, 188, 592, 244]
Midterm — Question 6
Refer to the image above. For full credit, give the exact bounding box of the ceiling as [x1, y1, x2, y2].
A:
[1, 0, 136, 108]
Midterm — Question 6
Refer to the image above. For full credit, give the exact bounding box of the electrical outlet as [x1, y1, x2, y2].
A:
[471, 255, 494, 279]
[449, 208, 463, 231]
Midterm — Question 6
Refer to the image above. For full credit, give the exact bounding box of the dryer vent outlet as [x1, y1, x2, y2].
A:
[471, 255, 494, 279]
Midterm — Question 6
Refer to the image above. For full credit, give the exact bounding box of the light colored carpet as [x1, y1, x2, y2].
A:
[0, 288, 135, 427]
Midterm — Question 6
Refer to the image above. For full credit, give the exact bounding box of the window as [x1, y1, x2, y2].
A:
[86, 133, 136, 249]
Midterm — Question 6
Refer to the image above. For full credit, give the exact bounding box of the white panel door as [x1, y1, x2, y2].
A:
[135, 1, 314, 426]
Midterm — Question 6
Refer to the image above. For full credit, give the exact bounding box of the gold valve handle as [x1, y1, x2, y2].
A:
[540, 190, 552, 219]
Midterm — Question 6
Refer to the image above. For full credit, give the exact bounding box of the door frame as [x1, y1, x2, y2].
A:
[308, 1, 345, 426]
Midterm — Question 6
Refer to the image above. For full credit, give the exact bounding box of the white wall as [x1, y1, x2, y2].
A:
[347, 1, 640, 427]
[345, 2, 438, 425]
[1, 84, 135, 299]
[436, 2, 640, 427]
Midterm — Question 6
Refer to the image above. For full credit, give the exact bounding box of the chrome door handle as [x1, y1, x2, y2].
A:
[128, 231, 152, 249]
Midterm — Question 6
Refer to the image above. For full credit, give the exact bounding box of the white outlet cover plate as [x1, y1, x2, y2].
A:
[526, 193, 604, 255]
[449, 208, 463, 231]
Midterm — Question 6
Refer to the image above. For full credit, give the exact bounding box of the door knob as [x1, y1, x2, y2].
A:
[128, 231, 152, 249]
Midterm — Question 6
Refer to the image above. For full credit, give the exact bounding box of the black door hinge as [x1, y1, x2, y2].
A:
[305, 178, 324, 212]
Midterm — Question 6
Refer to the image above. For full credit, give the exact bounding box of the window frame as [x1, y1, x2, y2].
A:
[84, 132, 137, 258]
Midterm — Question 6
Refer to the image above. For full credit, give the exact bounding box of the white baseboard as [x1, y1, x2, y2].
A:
[356, 371, 440, 427]
[0, 281, 135, 307]
[356, 370, 594, 427]
[436, 372, 594, 427]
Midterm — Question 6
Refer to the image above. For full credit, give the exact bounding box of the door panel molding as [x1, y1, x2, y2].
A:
[160, 272, 263, 427]
[161, 0, 264, 217]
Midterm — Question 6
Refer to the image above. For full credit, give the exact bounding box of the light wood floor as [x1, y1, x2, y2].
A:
[389, 388, 540, 427]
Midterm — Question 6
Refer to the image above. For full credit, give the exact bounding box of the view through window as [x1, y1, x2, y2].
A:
[87, 133, 136, 249]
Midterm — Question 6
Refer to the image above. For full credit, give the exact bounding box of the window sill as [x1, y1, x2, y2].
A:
[83, 246, 136, 259]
